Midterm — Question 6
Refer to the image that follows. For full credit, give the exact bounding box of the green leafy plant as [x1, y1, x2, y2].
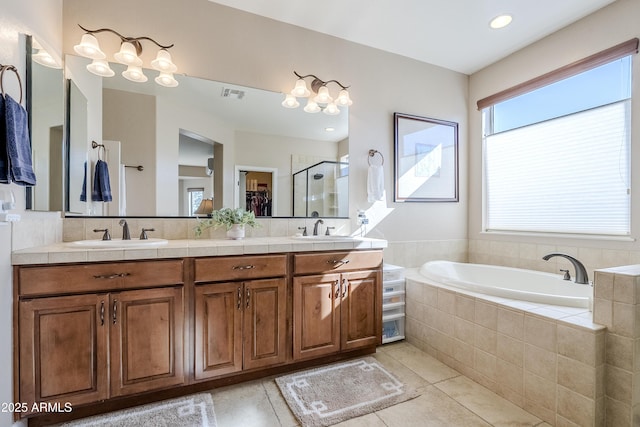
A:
[194, 207, 258, 237]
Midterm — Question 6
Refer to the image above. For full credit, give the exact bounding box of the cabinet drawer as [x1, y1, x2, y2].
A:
[293, 250, 383, 275]
[19, 260, 184, 297]
[194, 255, 287, 282]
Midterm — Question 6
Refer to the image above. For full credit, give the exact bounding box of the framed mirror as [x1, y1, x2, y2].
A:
[63, 55, 349, 218]
[394, 112, 458, 202]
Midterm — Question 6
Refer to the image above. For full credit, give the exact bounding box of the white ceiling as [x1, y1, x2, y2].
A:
[208, 0, 617, 74]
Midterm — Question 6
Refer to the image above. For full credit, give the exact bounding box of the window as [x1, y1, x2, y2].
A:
[481, 42, 636, 236]
[188, 188, 204, 216]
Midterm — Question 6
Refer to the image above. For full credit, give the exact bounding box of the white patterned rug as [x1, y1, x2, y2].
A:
[276, 357, 418, 426]
[58, 393, 217, 427]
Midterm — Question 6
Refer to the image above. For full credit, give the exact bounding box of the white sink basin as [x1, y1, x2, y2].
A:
[66, 238, 169, 249]
[291, 235, 355, 241]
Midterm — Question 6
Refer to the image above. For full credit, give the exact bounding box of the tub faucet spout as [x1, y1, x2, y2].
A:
[542, 253, 589, 284]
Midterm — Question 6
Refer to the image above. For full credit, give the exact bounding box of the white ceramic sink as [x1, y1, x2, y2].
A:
[66, 238, 169, 249]
[291, 235, 355, 241]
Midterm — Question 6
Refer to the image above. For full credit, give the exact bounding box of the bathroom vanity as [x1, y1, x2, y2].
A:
[12, 238, 384, 424]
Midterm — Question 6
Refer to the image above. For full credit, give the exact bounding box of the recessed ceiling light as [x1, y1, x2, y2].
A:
[325, 127, 335, 132]
[490, 14, 513, 29]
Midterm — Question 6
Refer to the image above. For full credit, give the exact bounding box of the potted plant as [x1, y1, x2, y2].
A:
[194, 207, 258, 239]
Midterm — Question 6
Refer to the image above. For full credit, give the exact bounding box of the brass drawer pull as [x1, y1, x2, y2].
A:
[93, 272, 130, 280]
[232, 265, 255, 271]
[341, 278, 348, 298]
[100, 301, 105, 326]
[112, 300, 118, 324]
[334, 280, 340, 299]
[246, 288, 251, 308]
[237, 287, 242, 310]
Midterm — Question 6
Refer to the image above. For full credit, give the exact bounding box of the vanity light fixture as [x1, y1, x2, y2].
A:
[31, 39, 61, 69]
[282, 71, 352, 115]
[73, 24, 179, 87]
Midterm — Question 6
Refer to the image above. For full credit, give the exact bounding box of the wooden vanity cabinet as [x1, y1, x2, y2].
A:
[193, 255, 287, 381]
[16, 260, 185, 414]
[292, 251, 382, 360]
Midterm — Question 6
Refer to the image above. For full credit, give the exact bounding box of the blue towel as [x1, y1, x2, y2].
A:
[0, 95, 9, 183]
[80, 161, 87, 201]
[4, 94, 36, 186]
[91, 159, 112, 202]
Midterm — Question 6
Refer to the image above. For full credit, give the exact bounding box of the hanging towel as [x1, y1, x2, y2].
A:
[367, 164, 385, 202]
[4, 94, 36, 186]
[119, 163, 127, 216]
[80, 161, 88, 201]
[91, 159, 112, 202]
[0, 95, 8, 183]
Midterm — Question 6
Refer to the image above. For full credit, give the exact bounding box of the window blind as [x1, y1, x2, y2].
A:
[485, 101, 630, 235]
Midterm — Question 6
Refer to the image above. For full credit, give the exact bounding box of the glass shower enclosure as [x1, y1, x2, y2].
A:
[293, 161, 349, 217]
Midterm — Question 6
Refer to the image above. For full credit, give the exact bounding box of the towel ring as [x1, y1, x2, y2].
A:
[0, 65, 23, 104]
[368, 149, 384, 166]
[91, 140, 106, 161]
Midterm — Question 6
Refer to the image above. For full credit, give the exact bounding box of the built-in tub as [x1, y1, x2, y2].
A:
[418, 260, 592, 308]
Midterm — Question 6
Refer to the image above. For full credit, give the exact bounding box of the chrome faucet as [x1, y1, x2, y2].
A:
[119, 219, 131, 240]
[542, 253, 589, 284]
[313, 219, 324, 236]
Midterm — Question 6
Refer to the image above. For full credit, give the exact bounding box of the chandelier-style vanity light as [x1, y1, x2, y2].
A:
[281, 71, 352, 115]
[73, 24, 179, 87]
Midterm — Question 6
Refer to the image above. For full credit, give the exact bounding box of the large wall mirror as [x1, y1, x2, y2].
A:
[58, 55, 349, 218]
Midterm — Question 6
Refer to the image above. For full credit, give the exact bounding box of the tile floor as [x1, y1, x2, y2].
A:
[210, 341, 551, 427]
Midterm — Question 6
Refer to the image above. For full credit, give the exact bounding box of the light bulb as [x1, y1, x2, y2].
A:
[323, 102, 340, 115]
[281, 94, 300, 108]
[73, 34, 106, 60]
[314, 86, 333, 104]
[114, 42, 143, 66]
[303, 99, 321, 113]
[291, 79, 310, 97]
[336, 89, 353, 106]
[86, 59, 115, 77]
[122, 65, 147, 82]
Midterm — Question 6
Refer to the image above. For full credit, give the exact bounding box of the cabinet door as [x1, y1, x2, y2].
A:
[243, 278, 287, 370]
[194, 282, 242, 380]
[19, 294, 108, 411]
[341, 270, 381, 350]
[293, 273, 341, 360]
[110, 287, 185, 397]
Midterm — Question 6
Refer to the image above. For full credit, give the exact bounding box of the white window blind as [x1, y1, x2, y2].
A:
[485, 101, 631, 235]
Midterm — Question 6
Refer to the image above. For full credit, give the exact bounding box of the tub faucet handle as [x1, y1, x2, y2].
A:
[560, 269, 571, 281]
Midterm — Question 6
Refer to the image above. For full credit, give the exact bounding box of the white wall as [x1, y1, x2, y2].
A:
[1, 1, 62, 424]
[62, 0, 469, 243]
[468, 0, 640, 266]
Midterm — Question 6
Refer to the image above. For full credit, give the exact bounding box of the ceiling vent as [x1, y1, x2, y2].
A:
[221, 88, 245, 100]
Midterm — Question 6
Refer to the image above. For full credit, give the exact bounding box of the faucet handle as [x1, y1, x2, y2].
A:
[325, 226, 335, 236]
[93, 228, 111, 241]
[140, 228, 155, 240]
[559, 269, 571, 281]
[298, 226, 307, 236]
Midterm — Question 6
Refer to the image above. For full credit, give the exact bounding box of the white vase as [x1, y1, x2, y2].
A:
[226, 224, 245, 240]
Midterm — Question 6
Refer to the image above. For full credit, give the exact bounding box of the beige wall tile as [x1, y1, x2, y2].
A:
[557, 356, 596, 399]
[424, 285, 438, 307]
[498, 308, 524, 339]
[525, 372, 557, 412]
[524, 315, 557, 352]
[474, 348, 497, 380]
[497, 333, 524, 367]
[496, 359, 524, 395]
[606, 365, 632, 404]
[437, 288, 456, 314]
[594, 271, 614, 300]
[606, 333, 634, 371]
[614, 274, 636, 303]
[455, 294, 475, 322]
[454, 318, 475, 343]
[557, 385, 596, 427]
[605, 397, 631, 427]
[474, 324, 497, 355]
[475, 301, 498, 330]
[593, 297, 613, 327]
[434, 309, 455, 336]
[452, 339, 474, 367]
[524, 344, 556, 382]
[612, 302, 636, 338]
[557, 325, 600, 366]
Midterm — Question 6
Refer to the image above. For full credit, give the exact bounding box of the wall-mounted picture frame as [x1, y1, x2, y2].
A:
[394, 112, 459, 202]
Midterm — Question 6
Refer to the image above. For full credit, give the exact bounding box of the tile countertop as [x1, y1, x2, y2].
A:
[12, 237, 388, 265]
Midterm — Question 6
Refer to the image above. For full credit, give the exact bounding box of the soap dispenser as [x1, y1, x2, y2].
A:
[0, 189, 20, 222]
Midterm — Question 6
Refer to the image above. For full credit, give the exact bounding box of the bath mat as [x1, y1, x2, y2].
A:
[58, 393, 217, 427]
[276, 357, 418, 426]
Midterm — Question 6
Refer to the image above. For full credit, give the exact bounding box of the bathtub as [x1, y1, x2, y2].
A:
[418, 260, 592, 308]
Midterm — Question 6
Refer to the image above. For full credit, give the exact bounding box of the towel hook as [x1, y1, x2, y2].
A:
[91, 140, 106, 161]
[368, 149, 384, 166]
[0, 65, 23, 104]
